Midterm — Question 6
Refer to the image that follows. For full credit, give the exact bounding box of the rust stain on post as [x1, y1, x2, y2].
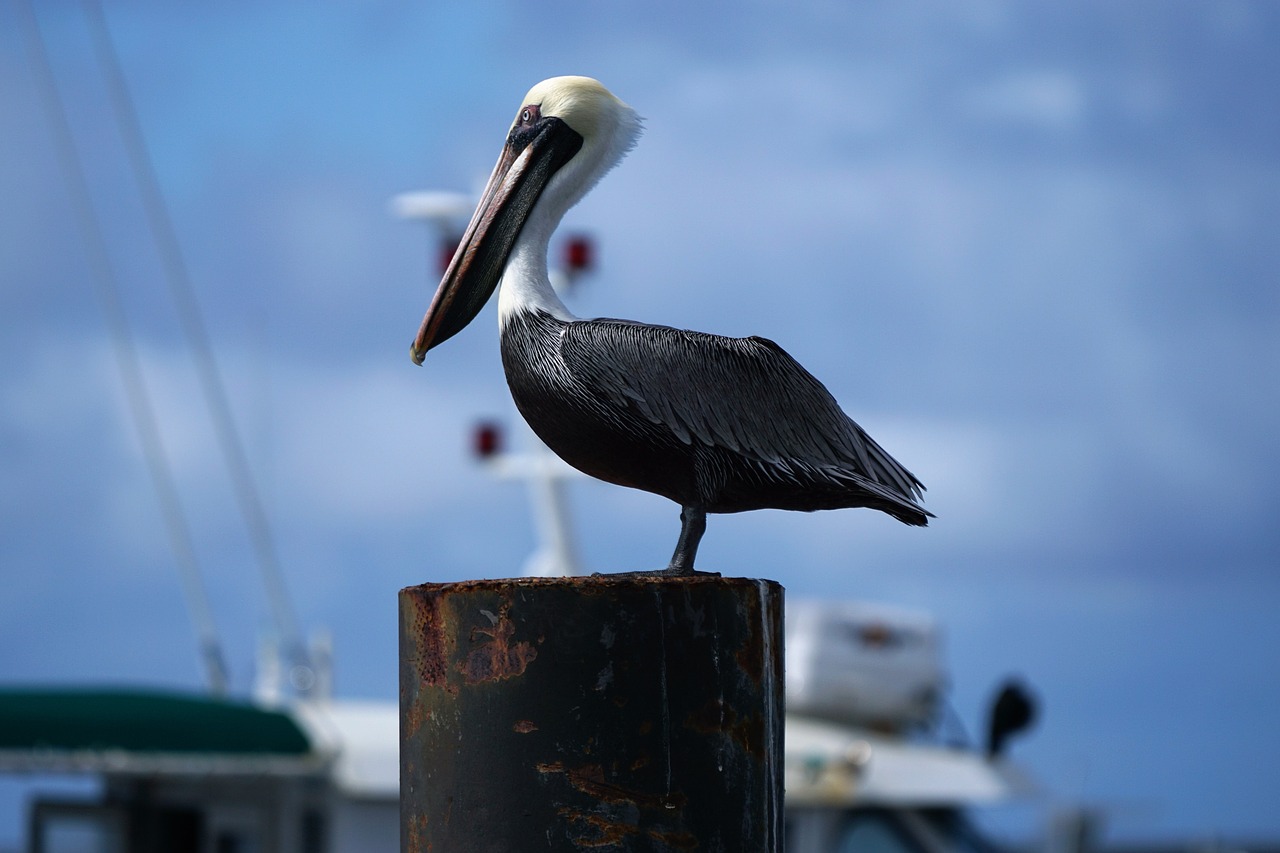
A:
[460, 602, 538, 684]
[406, 590, 451, 690]
[556, 807, 700, 850]
[541, 761, 688, 813]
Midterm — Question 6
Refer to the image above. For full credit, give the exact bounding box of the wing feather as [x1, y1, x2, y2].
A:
[557, 318, 924, 501]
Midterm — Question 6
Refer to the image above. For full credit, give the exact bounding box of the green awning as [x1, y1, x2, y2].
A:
[0, 687, 311, 757]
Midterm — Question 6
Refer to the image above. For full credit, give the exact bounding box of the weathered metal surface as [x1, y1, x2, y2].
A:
[400, 575, 783, 853]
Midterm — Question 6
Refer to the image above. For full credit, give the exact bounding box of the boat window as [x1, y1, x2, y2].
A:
[834, 810, 925, 853]
[301, 808, 326, 853]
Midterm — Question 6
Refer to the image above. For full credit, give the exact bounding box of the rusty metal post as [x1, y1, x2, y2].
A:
[400, 575, 783, 852]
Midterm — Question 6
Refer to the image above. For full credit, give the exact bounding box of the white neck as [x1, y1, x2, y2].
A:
[497, 211, 576, 326]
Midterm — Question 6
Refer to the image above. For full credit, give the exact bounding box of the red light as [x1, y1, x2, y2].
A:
[438, 235, 462, 276]
[563, 235, 594, 274]
[858, 623, 897, 649]
[472, 421, 503, 459]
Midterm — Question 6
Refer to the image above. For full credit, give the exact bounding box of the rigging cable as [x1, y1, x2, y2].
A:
[79, 0, 311, 681]
[16, 0, 229, 695]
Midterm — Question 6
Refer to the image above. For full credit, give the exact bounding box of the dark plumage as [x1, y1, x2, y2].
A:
[501, 310, 930, 571]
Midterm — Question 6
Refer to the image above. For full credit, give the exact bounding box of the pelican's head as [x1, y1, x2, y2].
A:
[410, 77, 641, 362]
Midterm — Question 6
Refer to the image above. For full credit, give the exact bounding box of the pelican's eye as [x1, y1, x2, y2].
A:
[518, 105, 540, 126]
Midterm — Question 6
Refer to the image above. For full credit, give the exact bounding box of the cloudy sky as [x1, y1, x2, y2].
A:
[2, 1, 1277, 846]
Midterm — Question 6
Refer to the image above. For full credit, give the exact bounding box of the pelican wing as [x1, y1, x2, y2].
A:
[558, 318, 924, 501]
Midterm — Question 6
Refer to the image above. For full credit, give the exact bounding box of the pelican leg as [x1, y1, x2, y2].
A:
[592, 506, 717, 577]
[665, 505, 708, 575]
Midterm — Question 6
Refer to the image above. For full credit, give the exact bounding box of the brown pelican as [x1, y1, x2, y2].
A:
[411, 76, 930, 575]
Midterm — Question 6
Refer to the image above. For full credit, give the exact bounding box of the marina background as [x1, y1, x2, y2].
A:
[1, 2, 1277, 846]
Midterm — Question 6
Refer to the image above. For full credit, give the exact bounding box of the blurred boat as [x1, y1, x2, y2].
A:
[0, 597, 1035, 853]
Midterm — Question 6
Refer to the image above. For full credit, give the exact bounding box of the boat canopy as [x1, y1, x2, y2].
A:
[0, 687, 318, 776]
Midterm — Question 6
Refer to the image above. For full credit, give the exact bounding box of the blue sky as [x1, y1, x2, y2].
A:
[2, 1, 1278, 846]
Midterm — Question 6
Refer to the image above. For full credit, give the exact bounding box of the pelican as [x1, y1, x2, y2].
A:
[411, 76, 930, 575]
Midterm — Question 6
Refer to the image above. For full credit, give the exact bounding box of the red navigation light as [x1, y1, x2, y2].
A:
[438, 235, 462, 276]
[858, 623, 898, 649]
[472, 421, 503, 459]
[563, 235, 594, 275]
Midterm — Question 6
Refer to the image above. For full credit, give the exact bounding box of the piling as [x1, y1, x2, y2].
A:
[400, 575, 784, 852]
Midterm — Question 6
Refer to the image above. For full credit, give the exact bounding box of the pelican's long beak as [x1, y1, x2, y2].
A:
[410, 116, 583, 363]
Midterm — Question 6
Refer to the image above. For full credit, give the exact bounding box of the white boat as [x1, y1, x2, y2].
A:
[783, 599, 1035, 852]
